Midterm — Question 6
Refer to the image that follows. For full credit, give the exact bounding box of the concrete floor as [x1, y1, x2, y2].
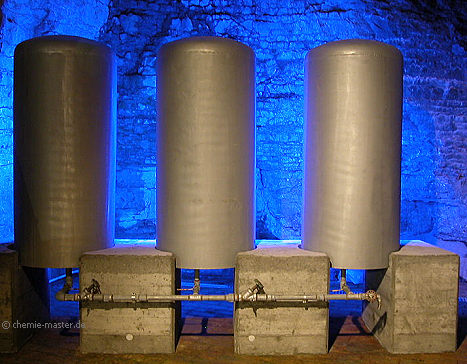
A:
[0, 315, 465, 363]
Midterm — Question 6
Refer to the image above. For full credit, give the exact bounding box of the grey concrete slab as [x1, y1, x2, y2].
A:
[234, 247, 329, 354]
[79, 244, 178, 354]
[363, 240, 459, 353]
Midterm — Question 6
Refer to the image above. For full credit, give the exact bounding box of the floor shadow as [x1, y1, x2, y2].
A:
[328, 316, 346, 349]
[458, 313, 466, 349]
[458, 287, 467, 349]
[59, 318, 80, 337]
[351, 316, 373, 336]
[180, 317, 233, 337]
[367, 312, 387, 336]
[329, 315, 375, 350]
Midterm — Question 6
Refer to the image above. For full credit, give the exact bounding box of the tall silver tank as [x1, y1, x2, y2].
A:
[156, 37, 255, 269]
[14, 35, 116, 268]
[302, 39, 403, 269]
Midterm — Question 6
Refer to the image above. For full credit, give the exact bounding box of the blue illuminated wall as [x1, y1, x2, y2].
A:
[0, 0, 465, 277]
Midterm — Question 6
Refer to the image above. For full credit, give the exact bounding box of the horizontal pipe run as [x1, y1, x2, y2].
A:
[56, 291, 379, 304]
[60, 293, 240, 302]
[266, 293, 369, 302]
[55, 276, 380, 307]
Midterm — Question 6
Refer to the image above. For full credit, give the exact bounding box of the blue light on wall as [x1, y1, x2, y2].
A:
[0, 0, 465, 278]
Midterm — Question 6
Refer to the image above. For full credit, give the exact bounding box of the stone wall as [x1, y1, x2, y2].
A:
[0, 0, 465, 276]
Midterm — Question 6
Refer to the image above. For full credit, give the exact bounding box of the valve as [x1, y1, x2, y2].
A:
[254, 279, 265, 294]
[83, 279, 101, 295]
[365, 290, 381, 309]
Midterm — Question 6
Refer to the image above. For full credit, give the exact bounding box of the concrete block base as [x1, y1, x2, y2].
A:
[0, 244, 49, 353]
[79, 245, 178, 354]
[363, 241, 459, 353]
[234, 246, 329, 355]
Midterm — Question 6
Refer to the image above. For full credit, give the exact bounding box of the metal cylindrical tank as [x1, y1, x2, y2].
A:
[302, 39, 403, 269]
[14, 35, 116, 268]
[156, 37, 255, 269]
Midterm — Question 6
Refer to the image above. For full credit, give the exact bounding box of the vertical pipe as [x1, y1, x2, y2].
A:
[193, 269, 200, 295]
[340, 269, 351, 294]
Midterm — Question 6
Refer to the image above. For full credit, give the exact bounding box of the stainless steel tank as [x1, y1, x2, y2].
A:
[302, 39, 403, 269]
[14, 35, 116, 268]
[156, 37, 255, 269]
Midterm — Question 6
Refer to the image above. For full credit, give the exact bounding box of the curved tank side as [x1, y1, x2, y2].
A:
[302, 39, 403, 269]
[14, 35, 116, 268]
[156, 36, 256, 269]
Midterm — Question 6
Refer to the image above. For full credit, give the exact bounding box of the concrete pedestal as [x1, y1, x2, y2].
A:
[363, 241, 459, 353]
[234, 246, 329, 355]
[0, 244, 49, 353]
[79, 245, 178, 354]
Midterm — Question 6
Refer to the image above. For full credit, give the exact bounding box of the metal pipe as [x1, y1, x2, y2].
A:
[177, 269, 202, 293]
[59, 293, 242, 302]
[193, 269, 201, 295]
[56, 278, 380, 307]
[55, 268, 74, 301]
[267, 293, 369, 302]
[65, 268, 73, 288]
[340, 269, 351, 294]
[57, 291, 380, 304]
[241, 280, 264, 301]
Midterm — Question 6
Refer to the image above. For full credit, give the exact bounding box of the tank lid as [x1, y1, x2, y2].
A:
[15, 35, 111, 56]
[158, 36, 254, 57]
[307, 39, 402, 59]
